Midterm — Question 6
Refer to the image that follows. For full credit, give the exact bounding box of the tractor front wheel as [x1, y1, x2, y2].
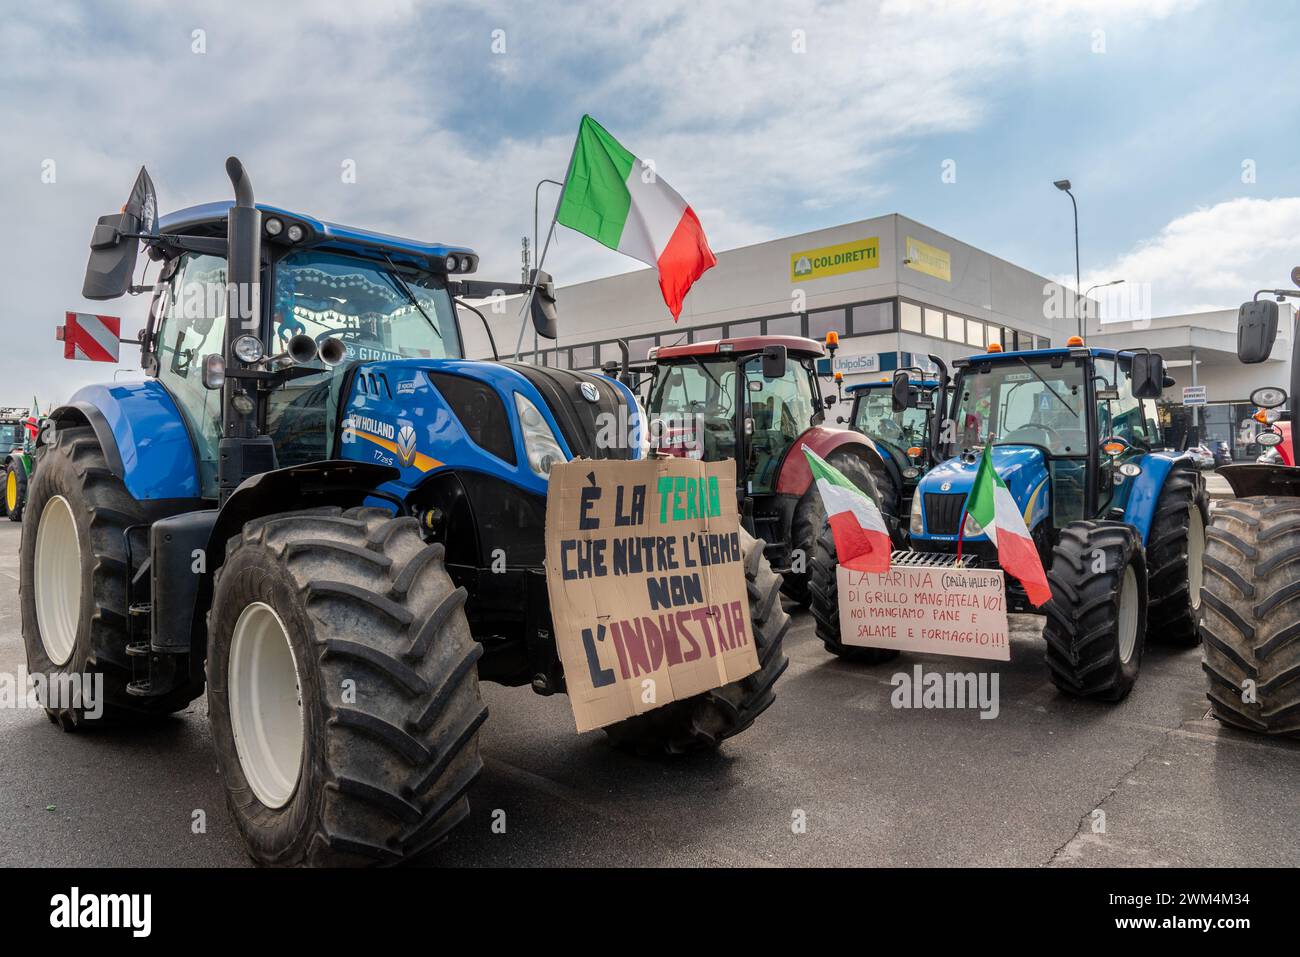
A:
[1145, 463, 1208, 646]
[206, 506, 487, 866]
[1043, 520, 1147, 701]
[604, 527, 790, 755]
[6, 456, 28, 522]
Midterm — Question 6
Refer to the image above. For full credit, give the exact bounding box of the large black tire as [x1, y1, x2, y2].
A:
[1043, 520, 1148, 701]
[808, 518, 899, 663]
[604, 527, 790, 755]
[786, 450, 889, 605]
[5, 455, 28, 522]
[1200, 497, 1300, 736]
[6, 456, 28, 522]
[20, 426, 203, 728]
[1145, 463, 1208, 646]
[206, 506, 487, 866]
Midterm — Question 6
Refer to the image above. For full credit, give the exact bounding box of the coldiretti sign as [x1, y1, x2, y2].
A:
[903, 236, 951, 282]
[791, 237, 879, 282]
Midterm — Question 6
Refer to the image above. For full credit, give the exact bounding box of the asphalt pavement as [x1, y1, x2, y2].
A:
[1, 515, 1297, 868]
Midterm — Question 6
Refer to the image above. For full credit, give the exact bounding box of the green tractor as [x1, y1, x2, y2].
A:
[0, 407, 35, 522]
[22, 159, 790, 866]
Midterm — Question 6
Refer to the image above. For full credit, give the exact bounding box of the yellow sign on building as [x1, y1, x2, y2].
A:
[790, 237, 879, 282]
[903, 236, 951, 282]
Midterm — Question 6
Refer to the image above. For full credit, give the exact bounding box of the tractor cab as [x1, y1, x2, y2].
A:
[0, 409, 29, 454]
[842, 375, 943, 520]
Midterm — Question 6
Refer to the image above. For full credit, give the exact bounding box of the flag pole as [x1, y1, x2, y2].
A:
[512, 123, 581, 361]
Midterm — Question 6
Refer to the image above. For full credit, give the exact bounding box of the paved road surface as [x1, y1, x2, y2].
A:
[1, 520, 1296, 867]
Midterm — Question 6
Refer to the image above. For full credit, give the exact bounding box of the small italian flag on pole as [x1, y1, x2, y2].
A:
[556, 116, 717, 320]
[804, 448, 892, 573]
[959, 445, 1052, 607]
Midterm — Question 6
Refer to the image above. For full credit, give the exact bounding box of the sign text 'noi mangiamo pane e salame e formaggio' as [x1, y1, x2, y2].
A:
[544, 458, 758, 732]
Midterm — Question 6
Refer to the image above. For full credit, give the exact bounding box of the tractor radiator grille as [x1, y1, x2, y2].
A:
[923, 493, 966, 535]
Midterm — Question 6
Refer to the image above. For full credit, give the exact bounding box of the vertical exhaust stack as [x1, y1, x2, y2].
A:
[218, 157, 272, 503]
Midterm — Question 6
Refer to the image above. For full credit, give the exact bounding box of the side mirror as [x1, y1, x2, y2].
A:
[1131, 352, 1165, 399]
[1237, 299, 1279, 363]
[762, 344, 787, 379]
[82, 167, 157, 301]
[823, 394, 837, 408]
[530, 269, 558, 341]
[891, 371, 916, 412]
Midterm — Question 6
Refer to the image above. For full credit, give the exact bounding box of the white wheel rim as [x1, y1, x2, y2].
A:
[34, 494, 81, 666]
[1118, 565, 1139, 664]
[228, 602, 304, 809]
[1187, 505, 1205, 611]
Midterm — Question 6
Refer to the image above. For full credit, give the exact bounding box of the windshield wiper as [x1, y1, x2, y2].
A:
[1016, 356, 1076, 417]
[380, 254, 443, 341]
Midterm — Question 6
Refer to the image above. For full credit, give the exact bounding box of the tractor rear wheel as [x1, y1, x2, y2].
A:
[20, 425, 203, 728]
[1043, 520, 1147, 701]
[1201, 497, 1300, 736]
[206, 506, 487, 866]
[786, 450, 888, 605]
[809, 518, 899, 663]
[1145, 463, 1208, 646]
[604, 528, 790, 755]
[6, 456, 28, 522]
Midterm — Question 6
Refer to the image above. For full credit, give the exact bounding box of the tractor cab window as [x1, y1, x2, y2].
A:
[953, 357, 1087, 456]
[648, 359, 738, 462]
[154, 252, 229, 497]
[265, 251, 462, 467]
[743, 357, 820, 494]
[853, 387, 929, 453]
[0, 423, 24, 449]
[1098, 358, 1161, 447]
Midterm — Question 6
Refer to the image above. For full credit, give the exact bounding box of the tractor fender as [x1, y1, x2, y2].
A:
[50, 381, 201, 501]
[1216, 462, 1300, 498]
[1120, 451, 1185, 545]
[776, 427, 892, 497]
[168, 460, 401, 675]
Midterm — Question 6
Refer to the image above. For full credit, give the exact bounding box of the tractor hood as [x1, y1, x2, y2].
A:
[913, 445, 1050, 540]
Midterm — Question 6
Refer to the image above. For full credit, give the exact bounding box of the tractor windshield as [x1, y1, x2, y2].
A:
[952, 356, 1087, 456]
[272, 251, 462, 361]
[648, 358, 739, 461]
[0, 423, 24, 449]
[852, 389, 930, 452]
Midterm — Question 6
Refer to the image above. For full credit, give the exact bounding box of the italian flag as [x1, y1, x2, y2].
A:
[960, 445, 1052, 607]
[556, 116, 716, 320]
[805, 449, 892, 573]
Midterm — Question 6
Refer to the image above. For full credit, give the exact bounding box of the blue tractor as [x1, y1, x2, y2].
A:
[811, 339, 1207, 700]
[21, 160, 790, 865]
[837, 367, 946, 540]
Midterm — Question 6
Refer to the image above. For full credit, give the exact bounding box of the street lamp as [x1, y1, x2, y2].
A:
[1054, 179, 1082, 338]
[1082, 279, 1125, 337]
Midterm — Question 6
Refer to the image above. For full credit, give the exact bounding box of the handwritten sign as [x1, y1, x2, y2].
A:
[545, 457, 759, 732]
[837, 565, 1011, 661]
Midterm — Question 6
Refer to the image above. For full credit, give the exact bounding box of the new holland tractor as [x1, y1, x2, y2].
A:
[1200, 269, 1300, 736]
[641, 333, 890, 604]
[811, 338, 1207, 700]
[838, 367, 947, 538]
[0, 407, 31, 520]
[21, 159, 790, 866]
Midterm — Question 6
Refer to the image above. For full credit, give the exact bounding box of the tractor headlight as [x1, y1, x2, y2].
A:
[233, 334, 264, 364]
[445, 255, 459, 272]
[910, 493, 924, 535]
[286, 223, 306, 243]
[962, 512, 984, 538]
[264, 217, 283, 237]
[515, 393, 566, 478]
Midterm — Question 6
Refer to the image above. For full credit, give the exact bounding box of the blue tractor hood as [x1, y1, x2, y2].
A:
[913, 445, 1050, 540]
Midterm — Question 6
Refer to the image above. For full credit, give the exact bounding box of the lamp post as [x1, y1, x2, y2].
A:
[1082, 279, 1125, 337]
[1054, 179, 1082, 338]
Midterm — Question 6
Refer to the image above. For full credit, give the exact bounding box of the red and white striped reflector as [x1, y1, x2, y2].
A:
[61, 312, 120, 362]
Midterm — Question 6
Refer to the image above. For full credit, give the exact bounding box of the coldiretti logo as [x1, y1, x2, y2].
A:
[790, 237, 879, 282]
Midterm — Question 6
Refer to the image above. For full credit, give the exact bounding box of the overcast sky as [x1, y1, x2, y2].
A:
[2, 0, 1298, 407]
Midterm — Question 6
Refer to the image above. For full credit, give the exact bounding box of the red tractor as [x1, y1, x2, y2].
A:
[639, 334, 892, 603]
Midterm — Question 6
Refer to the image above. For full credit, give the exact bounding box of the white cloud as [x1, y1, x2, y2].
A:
[0, 0, 1200, 405]
[1082, 196, 1300, 318]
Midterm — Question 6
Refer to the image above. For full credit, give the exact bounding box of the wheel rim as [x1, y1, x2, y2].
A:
[5, 471, 16, 512]
[1187, 504, 1205, 611]
[1118, 565, 1139, 664]
[228, 602, 305, 809]
[33, 495, 81, 666]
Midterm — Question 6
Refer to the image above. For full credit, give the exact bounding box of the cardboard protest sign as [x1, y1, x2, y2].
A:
[837, 564, 1011, 661]
[545, 457, 759, 732]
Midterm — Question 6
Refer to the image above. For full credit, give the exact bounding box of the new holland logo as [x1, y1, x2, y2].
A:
[397, 424, 418, 467]
[580, 382, 600, 403]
